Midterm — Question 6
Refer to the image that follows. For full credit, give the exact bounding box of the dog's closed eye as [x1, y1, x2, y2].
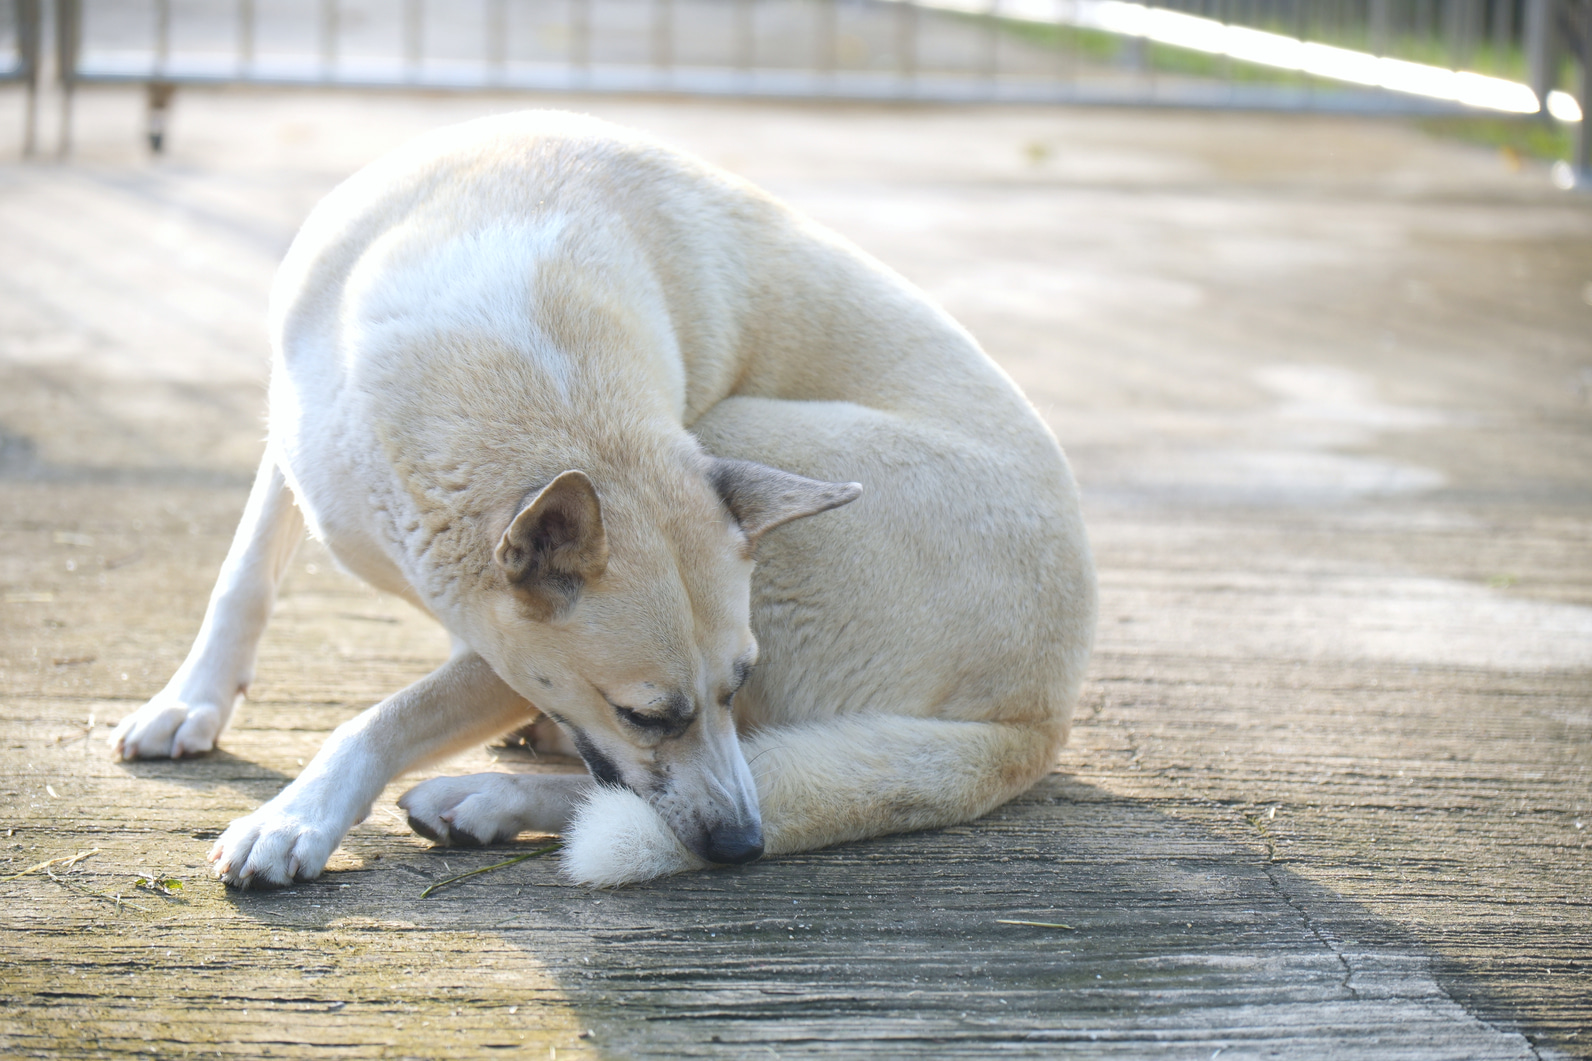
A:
[612, 704, 676, 731]
[604, 693, 694, 737]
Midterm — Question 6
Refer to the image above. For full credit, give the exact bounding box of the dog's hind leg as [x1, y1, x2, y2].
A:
[112, 451, 305, 759]
[560, 714, 1061, 886]
[210, 650, 533, 887]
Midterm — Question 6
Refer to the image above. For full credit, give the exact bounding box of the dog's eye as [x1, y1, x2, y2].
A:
[612, 704, 676, 732]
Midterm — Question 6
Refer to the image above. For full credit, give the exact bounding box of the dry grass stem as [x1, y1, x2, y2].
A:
[419, 842, 563, 898]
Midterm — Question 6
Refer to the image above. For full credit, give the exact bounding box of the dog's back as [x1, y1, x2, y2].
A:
[120, 111, 1096, 888]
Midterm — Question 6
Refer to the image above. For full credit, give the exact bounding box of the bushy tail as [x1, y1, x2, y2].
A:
[560, 714, 1062, 887]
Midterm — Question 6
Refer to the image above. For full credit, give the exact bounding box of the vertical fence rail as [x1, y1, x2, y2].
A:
[238, 0, 256, 73]
[55, 0, 80, 156]
[1575, 0, 1592, 179]
[487, 0, 507, 86]
[653, 0, 673, 77]
[319, 0, 338, 81]
[570, 0, 590, 80]
[12, 0, 42, 155]
[403, 0, 423, 83]
[815, 0, 837, 76]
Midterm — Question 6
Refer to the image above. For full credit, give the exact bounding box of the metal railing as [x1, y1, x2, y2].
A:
[1, 0, 41, 154]
[7, 0, 1589, 181]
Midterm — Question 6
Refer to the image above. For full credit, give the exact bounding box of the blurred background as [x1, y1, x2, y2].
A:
[2, 2, 1591, 1059]
[2, 0, 1590, 174]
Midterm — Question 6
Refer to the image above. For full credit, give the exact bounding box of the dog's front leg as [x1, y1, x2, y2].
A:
[209, 651, 530, 888]
[113, 453, 304, 759]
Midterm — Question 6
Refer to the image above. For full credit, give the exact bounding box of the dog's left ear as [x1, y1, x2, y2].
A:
[496, 470, 609, 620]
[708, 458, 862, 545]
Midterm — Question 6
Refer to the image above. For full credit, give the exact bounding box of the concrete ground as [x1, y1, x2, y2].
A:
[0, 87, 1589, 1059]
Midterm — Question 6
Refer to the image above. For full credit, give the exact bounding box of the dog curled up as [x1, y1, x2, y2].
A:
[111, 111, 1097, 888]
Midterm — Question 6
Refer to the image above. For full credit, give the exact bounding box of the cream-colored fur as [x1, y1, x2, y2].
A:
[111, 111, 1096, 888]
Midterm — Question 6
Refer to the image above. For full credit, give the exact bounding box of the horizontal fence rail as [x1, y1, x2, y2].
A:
[6, 0, 1588, 178]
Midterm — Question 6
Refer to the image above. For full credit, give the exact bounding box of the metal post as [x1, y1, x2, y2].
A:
[1525, 0, 1557, 109]
[1490, 0, 1515, 73]
[56, 0, 79, 158]
[1448, 0, 1483, 70]
[320, 0, 338, 81]
[570, 0, 590, 80]
[815, 0, 837, 77]
[154, 0, 170, 75]
[1575, 0, 1591, 184]
[735, 0, 753, 73]
[651, 0, 672, 75]
[145, 80, 175, 153]
[403, 0, 422, 82]
[238, 0, 255, 73]
[896, 0, 916, 88]
[981, 0, 999, 90]
[486, 0, 505, 84]
[18, 0, 41, 156]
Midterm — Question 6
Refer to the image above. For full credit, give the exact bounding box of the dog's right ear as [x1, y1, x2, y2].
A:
[496, 470, 609, 621]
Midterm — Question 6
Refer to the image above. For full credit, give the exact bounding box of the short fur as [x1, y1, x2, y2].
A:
[111, 111, 1096, 888]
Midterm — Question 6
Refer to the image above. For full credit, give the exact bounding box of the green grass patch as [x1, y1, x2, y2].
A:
[1418, 115, 1573, 162]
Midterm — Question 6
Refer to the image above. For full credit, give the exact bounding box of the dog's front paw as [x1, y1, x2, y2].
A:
[111, 693, 230, 760]
[398, 774, 532, 847]
[209, 805, 341, 888]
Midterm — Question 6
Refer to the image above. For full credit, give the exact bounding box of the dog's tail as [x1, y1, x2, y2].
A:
[560, 714, 1062, 886]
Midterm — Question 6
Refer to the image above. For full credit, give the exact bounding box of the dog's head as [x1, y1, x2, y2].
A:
[477, 456, 860, 866]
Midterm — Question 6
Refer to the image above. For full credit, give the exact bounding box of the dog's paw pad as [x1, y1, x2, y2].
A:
[561, 787, 706, 887]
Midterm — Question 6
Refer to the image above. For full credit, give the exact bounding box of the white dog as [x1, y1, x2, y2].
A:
[111, 111, 1096, 888]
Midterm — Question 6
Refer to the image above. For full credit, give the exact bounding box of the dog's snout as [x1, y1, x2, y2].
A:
[703, 823, 764, 865]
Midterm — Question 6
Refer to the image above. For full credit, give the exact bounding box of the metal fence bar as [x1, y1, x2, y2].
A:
[1526, 0, 1557, 103]
[12, 0, 42, 155]
[735, 0, 754, 73]
[30, 0, 1589, 181]
[1574, 0, 1592, 181]
[403, 0, 422, 82]
[155, 0, 171, 76]
[487, 0, 506, 85]
[815, 0, 837, 77]
[896, 0, 916, 88]
[55, 0, 80, 156]
[570, 0, 590, 79]
[653, 0, 673, 75]
[238, 0, 255, 72]
[320, 0, 339, 81]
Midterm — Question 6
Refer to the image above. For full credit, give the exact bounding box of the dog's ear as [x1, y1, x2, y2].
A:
[496, 470, 609, 620]
[708, 458, 862, 545]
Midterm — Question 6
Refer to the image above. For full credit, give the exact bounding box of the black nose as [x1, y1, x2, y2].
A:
[703, 823, 764, 865]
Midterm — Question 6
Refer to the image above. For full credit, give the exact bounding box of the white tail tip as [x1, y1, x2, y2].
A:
[560, 786, 707, 887]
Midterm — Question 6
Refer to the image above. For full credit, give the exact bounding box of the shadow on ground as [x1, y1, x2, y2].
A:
[203, 776, 1540, 1060]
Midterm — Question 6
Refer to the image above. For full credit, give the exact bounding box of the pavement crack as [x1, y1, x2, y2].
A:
[1244, 807, 1359, 1001]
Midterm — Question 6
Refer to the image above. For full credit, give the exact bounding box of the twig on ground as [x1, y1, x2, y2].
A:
[1, 848, 100, 883]
[996, 918, 1075, 930]
[420, 842, 562, 898]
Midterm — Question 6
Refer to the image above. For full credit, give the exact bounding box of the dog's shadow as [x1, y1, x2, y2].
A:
[115, 747, 294, 841]
[212, 773, 1541, 1057]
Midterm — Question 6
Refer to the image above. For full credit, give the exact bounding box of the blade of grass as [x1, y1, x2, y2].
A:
[420, 841, 562, 898]
[996, 918, 1075, 930]
[1, 848, 100, 883]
